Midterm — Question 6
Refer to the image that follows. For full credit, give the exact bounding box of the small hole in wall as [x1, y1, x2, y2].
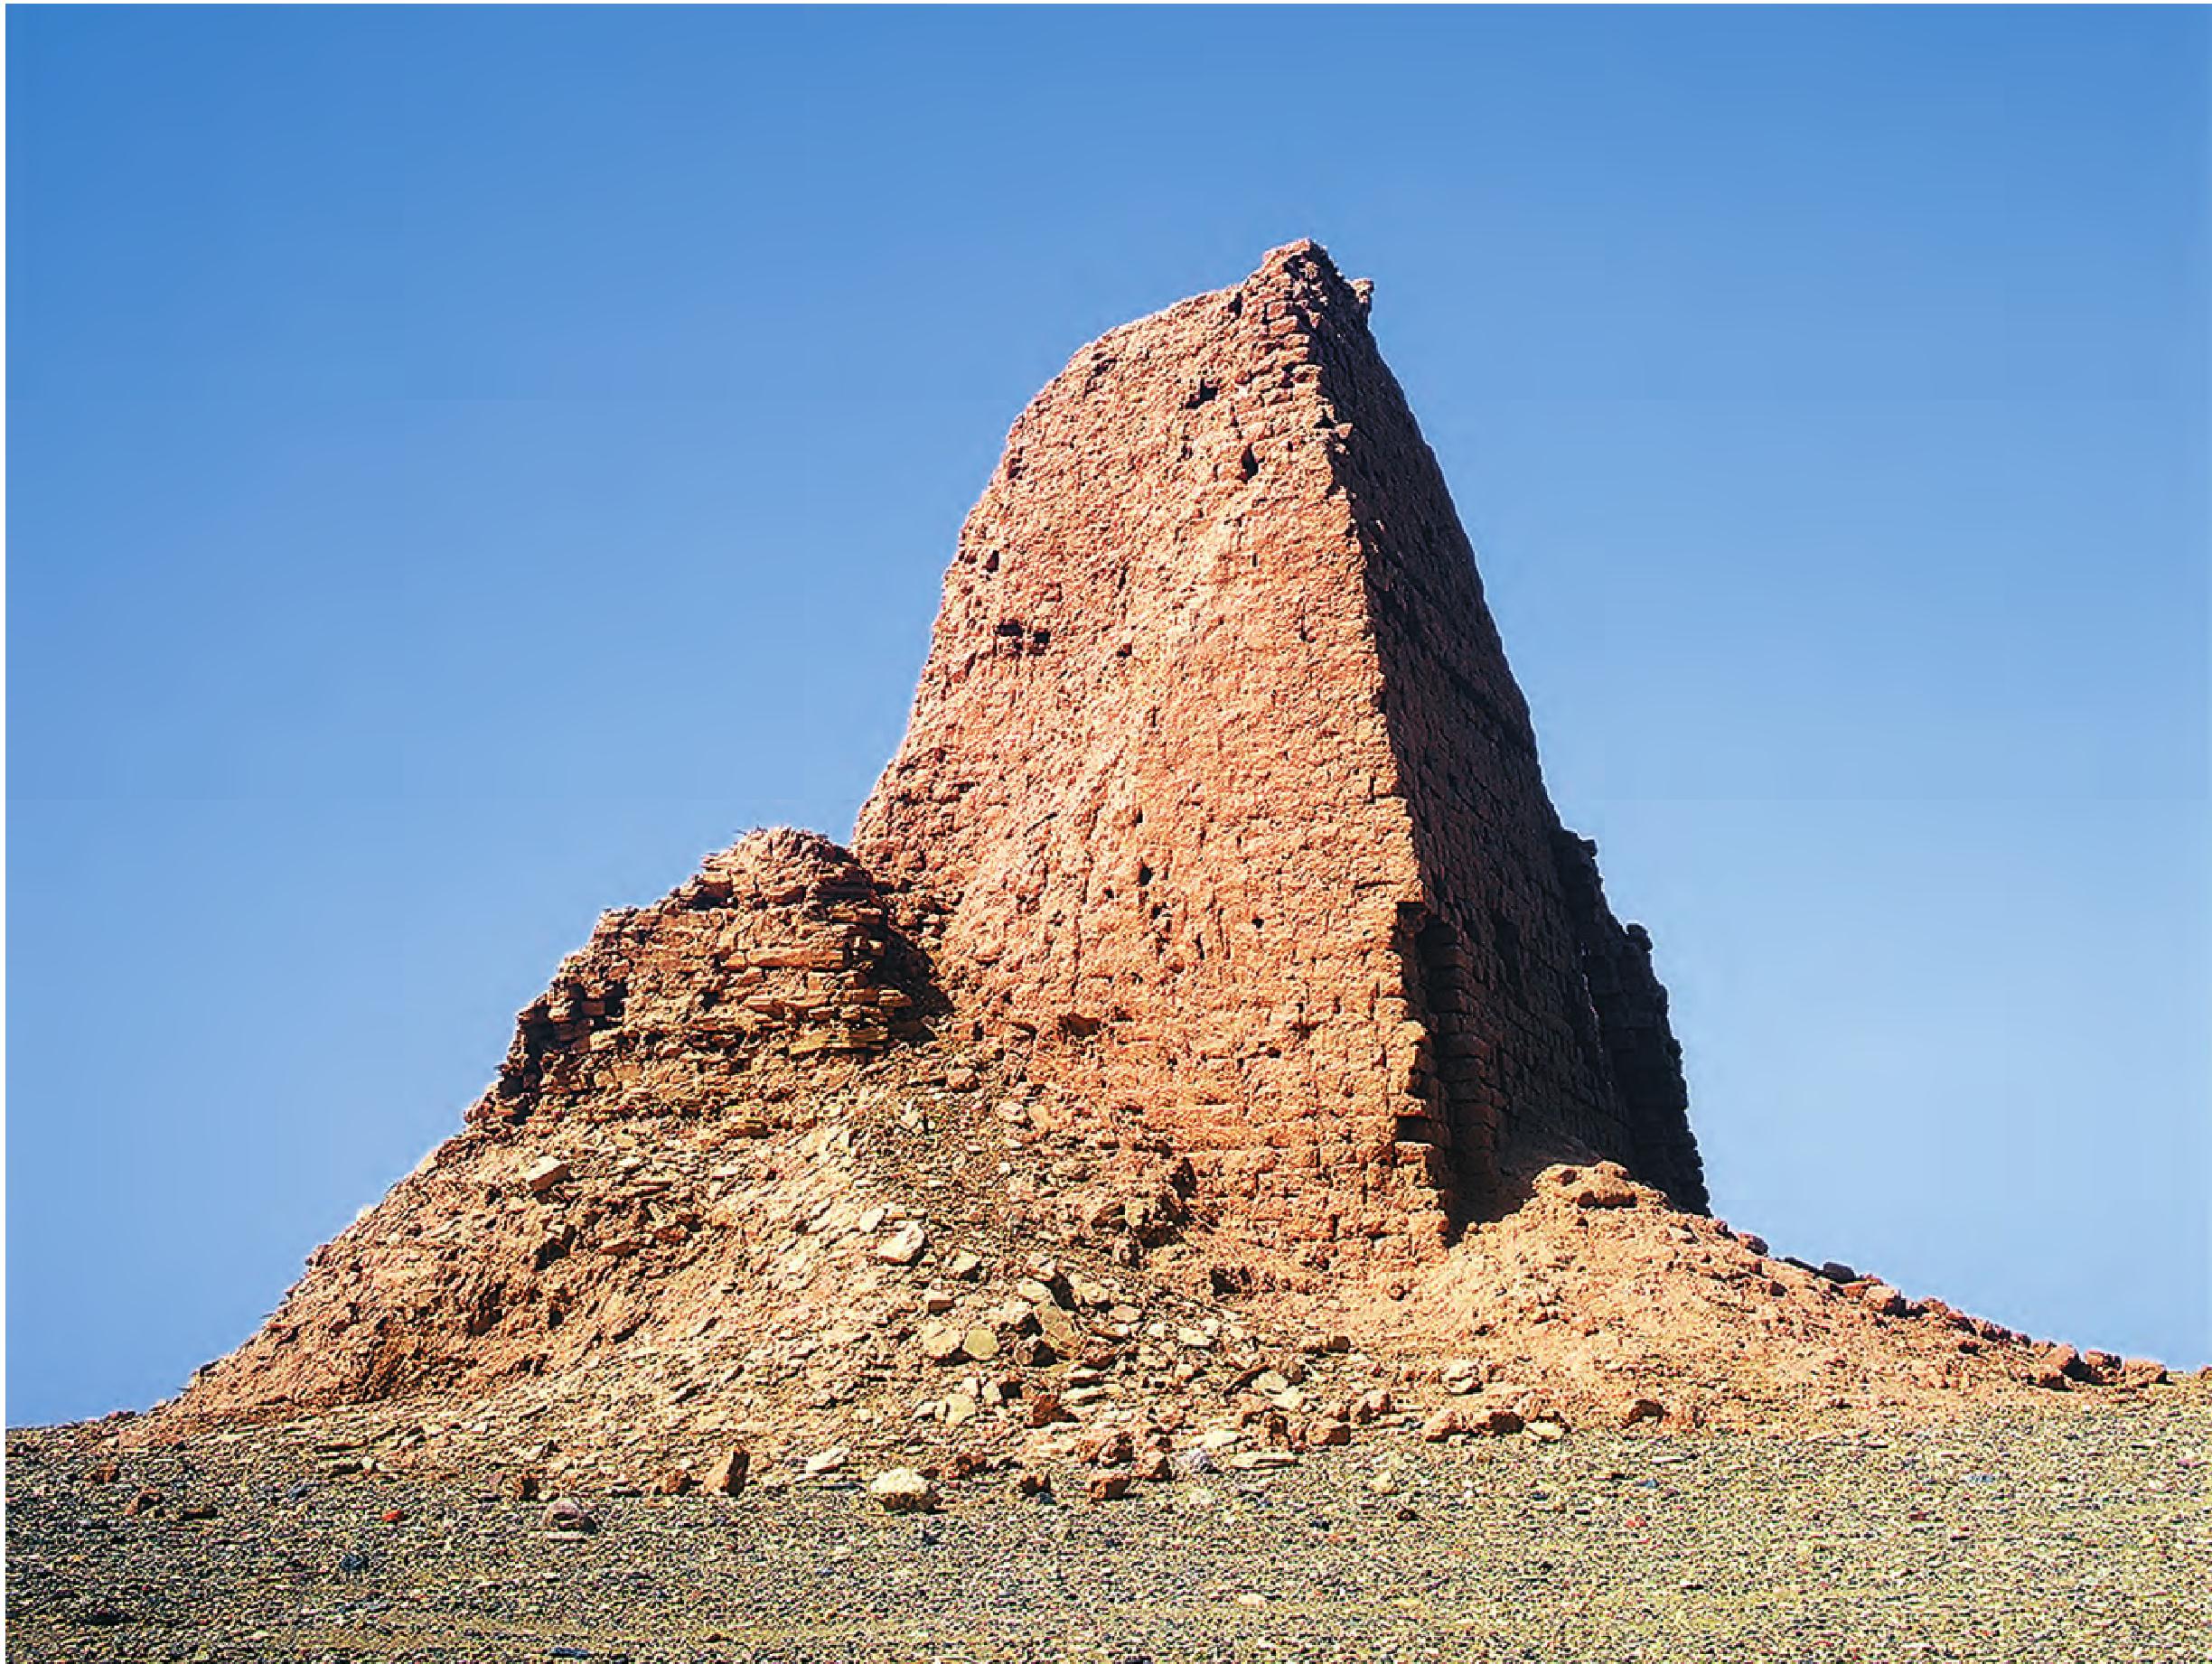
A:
[1237, 445, 1259, 482]
[1137, 862, 1153, 887]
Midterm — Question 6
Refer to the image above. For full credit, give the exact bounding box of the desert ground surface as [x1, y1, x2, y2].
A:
[10, 1388, 2207, 1663]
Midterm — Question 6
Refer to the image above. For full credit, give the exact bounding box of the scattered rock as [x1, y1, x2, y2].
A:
[1354, 1389, 1395, 1424]
[2029, 1345, 2092, 1390]
[942, 1450, 994, 1482]
[1025, 1393, 1073, 1428]
[1426, 1406, 1523, 1441]
[2118, 1358, 2170, 1388]
[1861, 1283, 1908, 1317]
[875, 1221, 928, 1266]
[1076, 1428, 1135, 1467]
[540, 1498, 596, 1537]
[1564, 1163, 1639, 1209]
[867, 1469, 940, 1513]
[524, 1157, 571, 1195]
[702, 1447, 751, 1496]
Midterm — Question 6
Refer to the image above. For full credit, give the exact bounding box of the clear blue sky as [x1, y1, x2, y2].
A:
[8, 7, 2207, 1426]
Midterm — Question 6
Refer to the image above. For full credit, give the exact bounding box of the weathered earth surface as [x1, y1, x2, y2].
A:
[855, 238, 1702, 1254]
[10, 241, 2195, 1654]
[10, 1388, 2208, 1661]
[132, 1044, 2175, 1488]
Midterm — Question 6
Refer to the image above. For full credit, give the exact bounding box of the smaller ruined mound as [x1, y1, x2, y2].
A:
[182, 829, 951, 1417]
[476, 827, 936, 1128]
[1380, 1163, 2168, 1431]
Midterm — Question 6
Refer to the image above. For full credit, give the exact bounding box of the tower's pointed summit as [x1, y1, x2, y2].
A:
[857, 239, 1703, 1258]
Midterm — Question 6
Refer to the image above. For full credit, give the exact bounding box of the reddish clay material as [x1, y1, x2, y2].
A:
[858, 240, 1702, 1257]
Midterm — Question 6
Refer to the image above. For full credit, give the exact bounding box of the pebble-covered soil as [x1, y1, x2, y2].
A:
[11, 1390, 2208, 1663]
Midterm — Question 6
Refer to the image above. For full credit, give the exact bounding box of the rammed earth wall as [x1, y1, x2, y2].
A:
[857, 242, 1703, 1257]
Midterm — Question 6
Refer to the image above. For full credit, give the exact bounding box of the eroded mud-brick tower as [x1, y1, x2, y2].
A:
[169, 240, 1711, 1428]
[857, 240, 1705, 1258]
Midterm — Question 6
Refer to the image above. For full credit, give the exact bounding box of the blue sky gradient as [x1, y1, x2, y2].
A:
[9, 6, 2207, 1425]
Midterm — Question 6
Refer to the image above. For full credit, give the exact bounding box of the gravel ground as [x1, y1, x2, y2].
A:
[10, 1393, 2208, 1663]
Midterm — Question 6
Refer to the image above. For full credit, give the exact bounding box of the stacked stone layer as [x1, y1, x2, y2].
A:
[474, 829, 933, 1130]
